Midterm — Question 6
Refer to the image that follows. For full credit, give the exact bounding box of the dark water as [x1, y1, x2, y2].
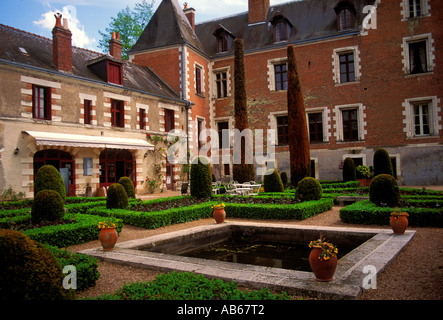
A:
[178, 240, 348, 272]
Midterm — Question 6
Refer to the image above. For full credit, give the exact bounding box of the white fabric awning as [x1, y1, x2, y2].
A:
[25, 131, 154, 150]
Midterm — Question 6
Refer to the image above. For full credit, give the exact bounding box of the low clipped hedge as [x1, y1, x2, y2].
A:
[86, 198, 334, 229]
[339, 200, 443, 227]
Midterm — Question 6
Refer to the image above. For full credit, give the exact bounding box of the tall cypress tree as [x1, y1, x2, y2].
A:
[287, 45, 310, 186]
[233, 38, 255, 183]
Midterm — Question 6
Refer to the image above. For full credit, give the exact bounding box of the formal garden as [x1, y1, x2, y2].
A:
[0, 147, 442, 301]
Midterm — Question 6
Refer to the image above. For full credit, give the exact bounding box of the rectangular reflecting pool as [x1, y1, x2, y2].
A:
[80, 221, 415, 300]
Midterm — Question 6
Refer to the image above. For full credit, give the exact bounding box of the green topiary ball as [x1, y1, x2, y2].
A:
[117, 177, 135, 199]
[263, 169, 284, 193]
[190, 156, 213, 199]
[369, 174, 400, 207]
[34, 165, 66, 202]
[296, 177, 323, 201]
[31, 189, 65, 224]
[106, 183, 129, 209]
[373, 148, 393, 177]
[0, 229, 75, 300]
[343, 157, 356, 182]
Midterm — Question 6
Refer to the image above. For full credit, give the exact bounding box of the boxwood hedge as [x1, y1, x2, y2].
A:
[339, 200, 443, 227]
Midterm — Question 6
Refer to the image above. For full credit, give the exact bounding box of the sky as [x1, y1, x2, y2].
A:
[0, 0, 293, 53]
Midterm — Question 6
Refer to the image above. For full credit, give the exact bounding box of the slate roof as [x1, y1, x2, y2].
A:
[130, 0, 204, 54]
[0, 24, 181, 101]
[130, 0, 376, 58]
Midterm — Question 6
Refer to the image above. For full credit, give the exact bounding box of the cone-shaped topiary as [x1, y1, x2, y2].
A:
[287, 45, 310, 187]
[369, 174, 400, 207]
[117, 176, 135, 199]
[280, 171, 288, 186]
[263, 169, 284, 193]
[0, 229, 75, 300]
[296, 177, 323, 201]
[106, 183, 129, 209]
[373, 148, 393, 177]
[34, 165, 66, 202]
[31, 189, 65, 224]
[190, 156, 213, 199]
[343, 157, 356, 182]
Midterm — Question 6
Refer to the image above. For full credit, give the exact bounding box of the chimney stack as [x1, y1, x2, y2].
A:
[52, 13, 72, 72]
[109, 32, 123, 60]
[183, 3, 196, 31]
[248, 0, 270, 25]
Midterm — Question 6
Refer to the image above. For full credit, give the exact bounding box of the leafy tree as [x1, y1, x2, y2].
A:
[233, 38, 255, 183]
[98, 0, 155, 60]
[287, 45, 310, 186]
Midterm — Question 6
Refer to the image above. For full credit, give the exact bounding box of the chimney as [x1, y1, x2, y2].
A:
[248, 0, 270, 24]
[109, 32, 122, 60]
[52, 13, 72, 72]
[183, 3, 196, 31]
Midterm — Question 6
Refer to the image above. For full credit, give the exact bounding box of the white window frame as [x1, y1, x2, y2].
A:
[332, 46, 361, 85]
[194, 63, 205, 96]
[333, 103, 367, 142]
[402, 96, 441, 138]
[400, 0, 431, 20]
[267, 57, 287, 92]
[268, 111, 288, 146]
[213, 67, 231, 99]
[402, 33, 435, 75]
[306, 107, 331, 143]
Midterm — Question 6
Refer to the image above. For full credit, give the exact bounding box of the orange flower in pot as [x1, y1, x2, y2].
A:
[308, 236, 338, 282]
[390, 211, 409, 234]
[98, 220, 118, 251]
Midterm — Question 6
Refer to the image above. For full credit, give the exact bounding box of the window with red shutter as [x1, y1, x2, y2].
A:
[111, 99, 124, 128]
[107, 61, 122, 85]
[32, 85, 51, 120]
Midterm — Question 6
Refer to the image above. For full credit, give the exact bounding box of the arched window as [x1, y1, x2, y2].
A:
[338, 8, 354, 31]
[99, 149, 135, 189]
[271, 15, 292, 43]
[34, 149, 75, 196]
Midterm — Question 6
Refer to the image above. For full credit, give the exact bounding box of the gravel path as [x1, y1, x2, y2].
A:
[68, 201, 443, 300]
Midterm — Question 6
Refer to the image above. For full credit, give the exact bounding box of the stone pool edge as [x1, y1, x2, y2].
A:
[79, 221, 416, 300]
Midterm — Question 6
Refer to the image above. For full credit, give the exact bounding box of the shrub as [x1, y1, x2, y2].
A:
[0, 229, 74, 300]
[31, 189, 65, 224]
[34, 165, 66, 202]
[263, 169, 284, 193]
[370, 174, 400, 207]
[280, 172, 288, 186]
[296, 177, 323, 201]
[373, 148, 393, 177]
[343, 158, 356, 182]
[91, 271, 288, 300]
[106, 183, 129, 209]
[190, 156, 212, 199]
[117, 177, 135, 199]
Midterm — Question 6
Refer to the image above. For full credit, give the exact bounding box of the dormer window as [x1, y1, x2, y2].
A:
[271, 15, 292, 43]
[335, 2, 356, 31]
[107, 61, 122, 85]
[213, 27, 234, 54]
[87, 56, 123, 86]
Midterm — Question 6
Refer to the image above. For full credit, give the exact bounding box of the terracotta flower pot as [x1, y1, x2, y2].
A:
[309, 246, 338, 282]
[99, 227, 118, 251]
[390, 215, 408, 234]
[213, 208, 226, 224]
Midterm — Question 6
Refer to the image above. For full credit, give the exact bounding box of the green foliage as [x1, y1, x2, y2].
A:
[46, 245, 100, 291]
[356, 165, 372, 179]
[296, 177, 323, 201]
[280, 171, 288, 186]
[98, 0, 155, 60]
[339, 200, 443, 227]
[263, 169, 284, 193]
[106, 183, 129, 209]
[117, 177, 135, 198]
[370, 174, 400, 207]
[34, 165, 66, 202]
[287, 45, 310, 186]
[0, 229, 75, 300]
[190, 156, 213, 199]
[31, 189, 65, 224]
[90, 271, 288, 300]
[343, 157, 356, 182]
[373, 148, 393, 177]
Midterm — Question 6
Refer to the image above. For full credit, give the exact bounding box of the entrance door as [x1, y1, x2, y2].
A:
[99, 149, 135, 190]
[34, 149, 75, 196]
